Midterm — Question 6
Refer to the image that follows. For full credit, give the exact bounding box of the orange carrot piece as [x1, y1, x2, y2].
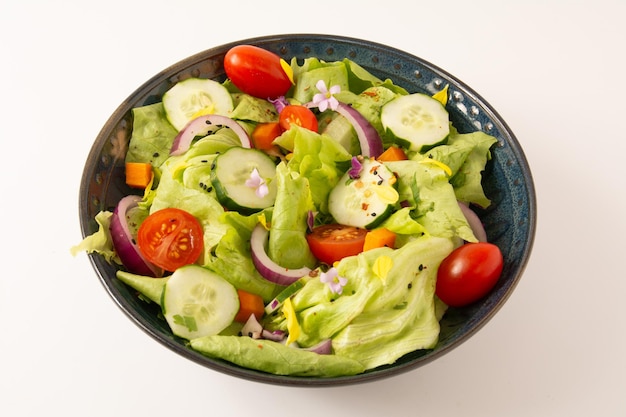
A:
[252, 122, 282, 150]
[363, 228, 397, 251]
[234, 289, 265, 323]
[377, 146, 408, 162]
[125, 162, 153, 189]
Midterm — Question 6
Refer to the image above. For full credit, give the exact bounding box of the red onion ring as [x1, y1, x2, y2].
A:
[110, 195, 163, 277]
[250, 224, 312, 286]
[458, 201, 488, 242]
[335, 103, 384, 158]
[170, 114, 252, 156]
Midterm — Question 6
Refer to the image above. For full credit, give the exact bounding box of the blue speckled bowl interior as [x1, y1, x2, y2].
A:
[79, 34, 536, 386]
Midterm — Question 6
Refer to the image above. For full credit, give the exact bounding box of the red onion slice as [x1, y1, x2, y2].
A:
[335, 103, 384, 158]
[250, 224, 312, 286]
[302, 339, 332, 355]
[170, 114, 252, 156]
[241, 314, 264, 339]
[261, 329, 286, 342]
[110, 195, 163, 277]
[458, 201, 488, 242]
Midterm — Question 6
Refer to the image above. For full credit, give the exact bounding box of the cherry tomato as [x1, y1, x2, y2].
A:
[435, 242, 504, 307]
[223, 45, 293, 99]
[137, 208, 204, 272]
[306, 224, 367, 265]
[279, 105, 319, 132]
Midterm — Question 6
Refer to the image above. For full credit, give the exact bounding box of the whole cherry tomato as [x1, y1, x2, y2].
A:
[435, 242, 504, 307]
[223, 45, 293, 99]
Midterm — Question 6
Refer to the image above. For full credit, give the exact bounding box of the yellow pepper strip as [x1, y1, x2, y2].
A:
[419, 158, 452, 176]
[191, 106, 216, 119]
[374, 185, 400, 204]
[373, 255, 393, 284]
[432, 84, 449, 106]
[280, 59, 295, 85]
[257, 213, 270, 230]
[283, 297, 301, 345]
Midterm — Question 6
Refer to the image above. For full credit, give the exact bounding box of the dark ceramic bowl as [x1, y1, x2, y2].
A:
[79, 34, 536, 386]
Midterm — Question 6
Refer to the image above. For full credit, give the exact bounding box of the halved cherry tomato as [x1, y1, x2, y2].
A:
[137, 208, 204, 272]
[306, 224, 367, 265]
[435, 242, 504, 307]
[223, 45, 293, 99]
[279, 105, 318, 132]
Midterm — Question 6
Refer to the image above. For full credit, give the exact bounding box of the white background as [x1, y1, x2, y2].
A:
[1, 1, 625, 416]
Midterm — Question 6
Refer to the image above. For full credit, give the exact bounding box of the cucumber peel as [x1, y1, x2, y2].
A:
[116, 270, 169, 306]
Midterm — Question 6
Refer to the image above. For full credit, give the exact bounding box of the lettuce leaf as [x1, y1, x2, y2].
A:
[266, 234, 454, 370]
[276, 125, 352, 213]
[125, 102, 178, 167]
[70, 211, 119, 263]
[205, 210, 280, 302]
[425, 128, 498, 208]
[385, 158, 477, 242]
[268, 163, 317, 269]
[189, 335, 365, 377]
[331, 235, 453, 369]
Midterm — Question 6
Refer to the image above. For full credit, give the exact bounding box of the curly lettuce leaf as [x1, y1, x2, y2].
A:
[425, 128, 498, 208]
[267, 234, 454, 370]
[70, 211, 119, 264]
[385, 158, 477, 242]
[276, 125, 352, 213]
[331, 235, 453, 369]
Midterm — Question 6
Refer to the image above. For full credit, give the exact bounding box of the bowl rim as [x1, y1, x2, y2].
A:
[79, 33, 537, 387]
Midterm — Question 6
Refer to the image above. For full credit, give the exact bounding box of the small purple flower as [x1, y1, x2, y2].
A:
[320, 267, 348, 295]
[348, 156, 363, 179]
[306, 210, 316, 232]
[312, 80, 340, 112]
[245, 168, 269, 198]
[269, 96, 289, 113]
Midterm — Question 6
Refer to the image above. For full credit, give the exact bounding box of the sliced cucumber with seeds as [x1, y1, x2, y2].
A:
[210, 147, 278, 214]
[163, 78, 234, 131]
[328, 158, 399, 229]
[162, 265, 239, 340]
[381, 93, 450, 152]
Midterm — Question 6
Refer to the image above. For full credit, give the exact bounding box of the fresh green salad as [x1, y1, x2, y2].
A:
[74, 45, 502, 377]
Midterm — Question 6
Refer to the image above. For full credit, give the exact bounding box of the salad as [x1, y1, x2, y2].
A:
[74, 45, 504, 377]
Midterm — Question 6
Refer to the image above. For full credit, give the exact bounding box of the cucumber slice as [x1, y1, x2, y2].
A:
[210, 147, 278, 214]
[162, 265, 239, 340]
[116, 270, 169, 306]
[328, 158, 399, 229]
[264, 276, 312, 315]
[163, 78, 234, 131]
[381, 93, 450, 152]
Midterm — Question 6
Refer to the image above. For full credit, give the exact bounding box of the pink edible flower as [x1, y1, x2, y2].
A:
[312, 80, 340, 112]
[245, 168, 269, 198]
[320, 267, 348, 295]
